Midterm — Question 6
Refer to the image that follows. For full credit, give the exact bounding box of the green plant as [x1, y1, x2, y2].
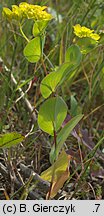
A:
[1, 1, 103, 200]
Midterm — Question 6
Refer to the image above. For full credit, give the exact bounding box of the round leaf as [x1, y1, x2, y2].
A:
[65, 44, 82, 65]
[40, 45, 82, 99]
[38, 96, 68, 135]
[23, 37, 41, 63]
[77, 37, 97, 54]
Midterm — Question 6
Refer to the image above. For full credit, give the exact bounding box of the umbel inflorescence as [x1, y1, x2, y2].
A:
[73, 24, 100, 42]
[2, 2, 53, 21]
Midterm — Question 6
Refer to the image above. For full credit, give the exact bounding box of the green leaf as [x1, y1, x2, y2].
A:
[38, 96, 68, 135]
[56, 114, 84, 156]
[70, 95, 82, 116]
[0, 132, 25, 148]
[33, 20, 48, 36]
[41, 150, 70, 198]
[23, 37, 41, 63]
[40, 45, 82, 98]
[40, 63, 76, 99]
[32, 22, 40, 36]
[40, 64, 69, 98]
[41, 150, 69, 181]
[59, 45, 82, 84]
[77, 37, 97, 54]
[65, 44, 81, 65]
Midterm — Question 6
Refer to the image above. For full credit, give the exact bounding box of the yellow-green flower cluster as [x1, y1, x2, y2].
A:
[2, 2, 52, 21]
[73, 24, 100, 41]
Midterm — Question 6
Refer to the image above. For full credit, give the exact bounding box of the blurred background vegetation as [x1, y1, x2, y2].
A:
[0, 0, 104, 199]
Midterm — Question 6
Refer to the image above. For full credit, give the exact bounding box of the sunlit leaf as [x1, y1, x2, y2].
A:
[48, 167, 69, 198]
[0, 132, 25, 148]
[40, 64, 68, 98]
[40, 45, 82, 98]
[38, 96, 67, 135]
[32, 22, 40, 36]
[23, 37, 41, 63]
[33, 20, 49, 36]
[41, 150, 71, 198]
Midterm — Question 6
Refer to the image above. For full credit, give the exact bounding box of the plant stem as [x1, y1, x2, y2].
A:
[53, 129, 57, 150]
[41, 56, 48, 75]
[47, 129, 57, 200]
[19, 24, 29, 42]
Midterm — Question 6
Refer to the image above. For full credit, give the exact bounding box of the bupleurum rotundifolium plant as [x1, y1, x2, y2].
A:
[1, 2, 101, 199]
